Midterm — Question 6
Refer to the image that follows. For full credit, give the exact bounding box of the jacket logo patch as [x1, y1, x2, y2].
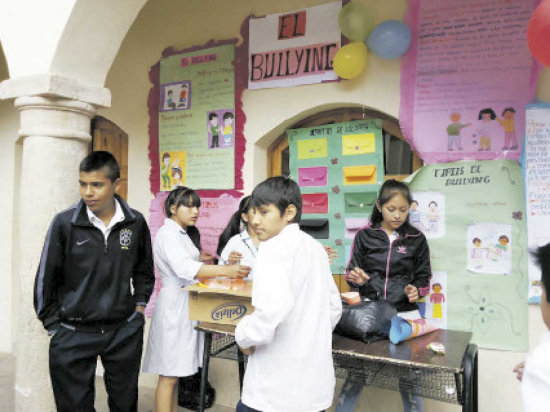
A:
[120, 229, 132, 250]
[397, 246, 407, 254]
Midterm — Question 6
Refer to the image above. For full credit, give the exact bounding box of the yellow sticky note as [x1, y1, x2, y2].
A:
[342, 133, 375, 156]
[297, 138, 328, 160]
[343, 165, 376, 185]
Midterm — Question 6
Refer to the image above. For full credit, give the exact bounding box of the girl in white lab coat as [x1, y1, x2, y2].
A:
[143, 186, 250, 412]
[217, 196, 259, 278]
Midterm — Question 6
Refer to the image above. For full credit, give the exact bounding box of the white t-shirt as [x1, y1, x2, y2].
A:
[218, 230, 257, 279]
[522, 330, 550, 411]
[235, 224, 342, 412]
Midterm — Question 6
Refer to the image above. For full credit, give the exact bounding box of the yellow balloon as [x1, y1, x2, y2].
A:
[333, 42, 368, 79]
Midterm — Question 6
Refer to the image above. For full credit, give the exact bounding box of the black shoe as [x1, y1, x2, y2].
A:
[177, 369, 216, 410]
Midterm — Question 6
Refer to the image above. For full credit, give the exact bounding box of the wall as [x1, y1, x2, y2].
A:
[97, 0, 550, 411]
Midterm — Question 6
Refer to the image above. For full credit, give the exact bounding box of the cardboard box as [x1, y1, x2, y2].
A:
[185, 283, 254, 325]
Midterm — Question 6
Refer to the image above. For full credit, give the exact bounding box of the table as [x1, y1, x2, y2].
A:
[195, 323, 477, 412]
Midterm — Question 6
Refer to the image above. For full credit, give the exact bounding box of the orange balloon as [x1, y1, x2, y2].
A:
[528, 0, 550, 66]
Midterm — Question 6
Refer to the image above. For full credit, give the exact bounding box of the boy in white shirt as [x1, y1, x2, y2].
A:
[514, 243, 550, 411]
[235, 176, 342, 412]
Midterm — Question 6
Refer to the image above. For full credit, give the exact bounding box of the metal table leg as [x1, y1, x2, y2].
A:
[237, 349, 245, 394]
[199, 332, 213, 412]
[461, 343, 478, 412]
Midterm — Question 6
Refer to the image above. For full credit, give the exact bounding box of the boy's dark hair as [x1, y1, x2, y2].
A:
[478, 108, 496, 120]
[411, 200, 419, 206]
[532, 243, 550, 303]
[164, 186, 201, 249]
[251, 176, 302, 223]
[217, 196, 251, 257]
[499, 235, 509, 243]
[429, 201, 438, 207]
[162, 152, 170, 161]
[472, 237, 481, 244]
[502, 107, 515, 116]
[223, 112, 234, 121]
[79, 151, 120, 182]
[209, 112, 218, 121]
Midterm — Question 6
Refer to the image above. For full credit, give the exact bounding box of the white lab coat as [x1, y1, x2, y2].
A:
[522, 330, 550, 411]
[235, 224, 342, 412]
[219, 230, 257, 279]
[142, 218, 204, 377]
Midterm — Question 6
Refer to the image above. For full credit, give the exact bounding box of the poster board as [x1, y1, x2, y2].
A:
[524, 103, 550, 303]
[248, 2, 341, 89]
[407, 159, 528, 351]
[400, 0, 539, 164]
[159, 44, 235, 190]
[288, 120, 384, 273]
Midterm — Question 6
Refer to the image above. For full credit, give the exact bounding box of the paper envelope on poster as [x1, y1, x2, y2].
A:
[345, 217, 370, 239]
[298, 166, 328, 187]
[303, 193, 329, 214]
[343, 165, 376, 185]
[300, 219, 329, 239]
[344, 192, 378, 214]
[297, 138, 328, 159]
[342, 133, 375, 155]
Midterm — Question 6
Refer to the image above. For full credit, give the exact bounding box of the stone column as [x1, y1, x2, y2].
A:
[13, 96, 96, 411]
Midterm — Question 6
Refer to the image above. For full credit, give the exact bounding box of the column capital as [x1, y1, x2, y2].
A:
[0, 73, 111, 107]
[15, 95, 97, 142]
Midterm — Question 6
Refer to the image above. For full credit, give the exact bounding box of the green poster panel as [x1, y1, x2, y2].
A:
[407, 159, 527, 351]
[288, 120, 384, 273]
[159, 45, 235, 190]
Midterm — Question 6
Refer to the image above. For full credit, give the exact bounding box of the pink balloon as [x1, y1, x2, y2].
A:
[528, 0, 550, 67]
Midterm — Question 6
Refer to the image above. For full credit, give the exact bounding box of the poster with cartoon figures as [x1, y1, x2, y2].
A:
[407, 159, 527, 351]
[466, 223, 512, 275]
[207, 109, 234, 149]
[159, 45, 235, 190]
[400, 0, 539, 165]
[409, 191, 445, 239]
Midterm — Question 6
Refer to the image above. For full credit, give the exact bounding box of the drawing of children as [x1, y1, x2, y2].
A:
[177, 84, 188, 108]
[497, 107, 518, 150]
[426, 201, 439, 233]
[489, 235, 510, 261]
[171, 158, 184, 188]
[409, 200, 424, 231]
[471, 237, 485, 269]
[161, 152, 171, 189]
[166, 90, 176, 109]
[474, 108, 502, 151]
[429, 283, 445, 319]
[446, 112, 470, 151]
[208, 112, 220, 148]
[222, 112, 234, 146]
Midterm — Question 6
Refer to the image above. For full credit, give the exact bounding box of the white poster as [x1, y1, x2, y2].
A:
[248, 2, 341, 89]
[525, 104, 550, 302]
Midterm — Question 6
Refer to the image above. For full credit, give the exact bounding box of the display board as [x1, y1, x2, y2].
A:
[524, 103, 550, 303]
[158, 44, 235, 190]
[288, 119, 384, 273]
[407, 159, 528, 351]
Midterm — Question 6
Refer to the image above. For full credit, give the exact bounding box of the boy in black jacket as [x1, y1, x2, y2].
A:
[34, 151, 154, 412]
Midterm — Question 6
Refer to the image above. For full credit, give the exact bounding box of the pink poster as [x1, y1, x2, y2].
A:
[400, 0, 540, 164]
[145, 192, 241, 316]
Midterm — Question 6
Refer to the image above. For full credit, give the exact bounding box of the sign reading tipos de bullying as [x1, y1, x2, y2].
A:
[248, 2, 341, 90]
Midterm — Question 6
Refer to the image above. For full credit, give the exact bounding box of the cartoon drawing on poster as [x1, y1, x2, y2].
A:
[466, 223, 512, 275]
[497, 107, 518, 150]
[160, 81, 192, 112]
[446, 112, 471, 152]
[159, 151, 187, 190]
[410, 191, 445, 239]
[472, 108, 503, 152]
[207, 109, 234, 149]
[421, 271, 447, 329]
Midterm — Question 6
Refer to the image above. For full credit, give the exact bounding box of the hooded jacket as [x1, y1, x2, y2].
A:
[347, 223, 431, 312]
[34, 196, 155, 331]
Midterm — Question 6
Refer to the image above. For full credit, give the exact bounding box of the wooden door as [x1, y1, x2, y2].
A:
[91, 116, 129, 200]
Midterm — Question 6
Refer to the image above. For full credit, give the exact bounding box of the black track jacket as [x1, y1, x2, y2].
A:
[347, 224, 432, 312]
[34, 196, 154, 331]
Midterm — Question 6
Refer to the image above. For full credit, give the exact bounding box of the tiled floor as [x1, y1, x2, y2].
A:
[0, 353, 232, 412]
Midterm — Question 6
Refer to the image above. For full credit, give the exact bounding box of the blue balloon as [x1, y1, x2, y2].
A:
[367, 20, 411, 59]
